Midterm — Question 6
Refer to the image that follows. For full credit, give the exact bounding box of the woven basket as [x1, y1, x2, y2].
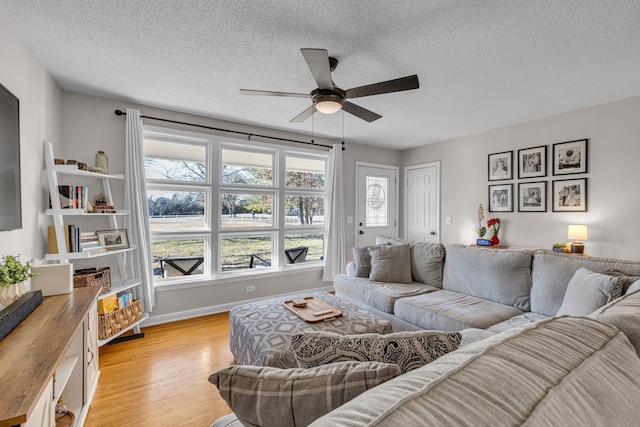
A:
[98, 299, 143, 340]
[73, 267, 111, 294]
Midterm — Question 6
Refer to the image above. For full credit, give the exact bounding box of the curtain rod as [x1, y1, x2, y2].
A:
[114, 109, 344, 150]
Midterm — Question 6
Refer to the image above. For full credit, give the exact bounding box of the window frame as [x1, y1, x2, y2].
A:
[143, 125, 328, 289]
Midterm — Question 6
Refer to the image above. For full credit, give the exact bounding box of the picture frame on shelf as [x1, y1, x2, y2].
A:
[488, 151, 513, 181]
[518, 181, 547, 212]
[552, 139, 588, 175]
[96, 229, 129, 250]
[517, 145, 547, 179]
[488, 184, 513, 212]
[552, 178, 587, 212]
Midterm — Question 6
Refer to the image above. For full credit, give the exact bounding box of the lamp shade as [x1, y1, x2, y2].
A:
[568, 224, 588, 241]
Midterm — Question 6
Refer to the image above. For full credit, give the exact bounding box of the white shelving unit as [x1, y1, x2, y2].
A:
[44, 141, 147, 347]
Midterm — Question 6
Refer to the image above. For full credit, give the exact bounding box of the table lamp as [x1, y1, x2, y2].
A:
[568, 224, 588, 254]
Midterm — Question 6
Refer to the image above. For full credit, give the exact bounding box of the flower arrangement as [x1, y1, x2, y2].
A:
[487, 218, 501, 245]
[487, 218, 501, 236]
[473, 204, 486, 237]
[0, 255, 35, 287]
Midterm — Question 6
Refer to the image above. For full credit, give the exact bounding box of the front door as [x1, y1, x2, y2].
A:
[405, 162, 440, 243]
[356, 163, 398, 247]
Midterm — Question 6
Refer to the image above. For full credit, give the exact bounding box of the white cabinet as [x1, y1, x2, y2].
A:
[22, 379, 53, 427]
[0, 287, 101, 427]
[43, 141, 147, 346]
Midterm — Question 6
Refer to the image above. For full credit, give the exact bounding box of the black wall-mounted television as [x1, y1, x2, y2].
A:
[0, 82, 21, 231]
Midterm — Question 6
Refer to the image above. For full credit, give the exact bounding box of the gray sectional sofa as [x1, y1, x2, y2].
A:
[212, 239, 640, 426]
[336, 239, 640, 341]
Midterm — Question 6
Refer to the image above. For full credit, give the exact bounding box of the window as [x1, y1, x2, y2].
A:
[143, 127, 328, 287]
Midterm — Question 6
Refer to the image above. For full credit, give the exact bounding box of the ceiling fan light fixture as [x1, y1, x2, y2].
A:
[314, 92, 344, 114]
[315, 100, 342, 114]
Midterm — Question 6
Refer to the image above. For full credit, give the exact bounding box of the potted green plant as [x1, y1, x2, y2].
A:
[552, 243, 567, 253]
[0, 255, 35, 306]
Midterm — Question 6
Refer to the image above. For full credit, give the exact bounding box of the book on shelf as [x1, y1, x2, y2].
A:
[89, 205, 116, 214]
[49, 185, 89, 210]
[48, 224, 86, 253]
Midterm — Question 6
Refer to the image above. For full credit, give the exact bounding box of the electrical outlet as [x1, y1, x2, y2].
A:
[246, 285, 256, 292]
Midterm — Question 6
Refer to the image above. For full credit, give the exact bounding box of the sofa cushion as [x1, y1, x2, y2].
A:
[375, 237, 445, 287]
[310, 317, 640, 427]
[334, 274, 438, 313]
[209, 361, 401, 427]
[557, 267, 623, 316]
[393, 289, 524, 331]
[590, 288, 640, 356]
[531, 250, 640, 316]
[443, 244, 532, 311]
[369, 244, 412, 283]
[486, 312, 549, 334]
[291, 330, 461, 374]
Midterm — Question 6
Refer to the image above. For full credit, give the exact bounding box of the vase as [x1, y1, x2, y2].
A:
[0, 281, 27, 306]
[490, 235, 500, 246]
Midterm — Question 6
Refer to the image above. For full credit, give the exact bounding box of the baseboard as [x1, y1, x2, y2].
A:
[142, 285, 334, 327]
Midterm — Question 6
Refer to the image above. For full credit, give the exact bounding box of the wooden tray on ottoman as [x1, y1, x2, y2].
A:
[282, 296, 343, 322]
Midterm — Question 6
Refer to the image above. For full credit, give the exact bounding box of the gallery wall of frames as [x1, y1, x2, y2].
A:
[487, 139, 588, 213]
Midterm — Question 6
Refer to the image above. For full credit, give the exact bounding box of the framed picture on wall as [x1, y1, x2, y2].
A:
[552, 178, 587, 212]
[552, 139, 588, 175]
[488, 151, 513, 181]
[517, 145, 547, 179]
[488, 184, 513, 212]
[518, 181, 546, 212]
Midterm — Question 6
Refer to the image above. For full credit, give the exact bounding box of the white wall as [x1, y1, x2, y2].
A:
[59, 92, 401, 321]
[0, 9, 61, 262]
[400, 96, 640, 260]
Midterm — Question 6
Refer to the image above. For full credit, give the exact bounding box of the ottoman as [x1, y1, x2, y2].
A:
[230, 291, 392, 368]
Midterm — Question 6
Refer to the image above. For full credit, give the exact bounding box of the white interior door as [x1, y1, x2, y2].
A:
[356, 163, 398, 247]
[405, 162, 440, 243]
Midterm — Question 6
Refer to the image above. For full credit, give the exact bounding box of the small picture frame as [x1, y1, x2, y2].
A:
[552, 139, 588, 175]
[518, 181, 547, 212]
[517, 145, 547, 179]
[96, 229, 130, 250]
[488, 184, 513, 212]
[488, 151, 513, 181]
[552, 178, 587, 212]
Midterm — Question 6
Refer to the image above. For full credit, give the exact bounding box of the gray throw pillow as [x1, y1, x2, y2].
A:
[369, 243, 412, 283]
[556, 267, 623, 316]
[209, 361, 401, 427]
[351, 246, 372, 277]
[291, 330, 462, 374]
[604, 268, 640, 294]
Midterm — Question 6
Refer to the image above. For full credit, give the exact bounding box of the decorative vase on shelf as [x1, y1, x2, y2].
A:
[0, 281, 27, 306]
[490, 235, 500, 246]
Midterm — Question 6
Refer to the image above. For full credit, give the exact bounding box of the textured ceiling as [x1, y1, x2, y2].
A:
[2, 0, 640, 149]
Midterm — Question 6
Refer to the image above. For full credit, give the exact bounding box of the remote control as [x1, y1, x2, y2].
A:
[313, 309, 333, 316]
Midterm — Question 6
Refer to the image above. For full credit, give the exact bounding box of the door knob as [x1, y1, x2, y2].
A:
[359, 230, 364, 235]
[430, 231, 436, 235]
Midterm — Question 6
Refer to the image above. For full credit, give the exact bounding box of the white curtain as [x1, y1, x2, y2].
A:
[322, 144, 345, 281]
[124, 108, 155, 310]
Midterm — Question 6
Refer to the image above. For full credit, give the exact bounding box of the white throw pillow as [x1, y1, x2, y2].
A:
[556, 267, 623, 316]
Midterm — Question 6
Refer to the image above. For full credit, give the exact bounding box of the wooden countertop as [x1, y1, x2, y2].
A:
[0, 286, 100, 427]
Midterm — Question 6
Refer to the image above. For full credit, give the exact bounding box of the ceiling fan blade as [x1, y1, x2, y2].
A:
[342, 101, 382, 122]
[300, 48, 334, 90]
[290, 105, 317, 123]
[240, 89, 310, 98]
[345, 75, 419, 99]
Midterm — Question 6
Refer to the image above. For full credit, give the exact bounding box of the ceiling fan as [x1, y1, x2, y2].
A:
[240, 48, 419, 123]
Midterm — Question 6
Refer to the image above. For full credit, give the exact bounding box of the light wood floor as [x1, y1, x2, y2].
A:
[85, 312, 235, 427]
